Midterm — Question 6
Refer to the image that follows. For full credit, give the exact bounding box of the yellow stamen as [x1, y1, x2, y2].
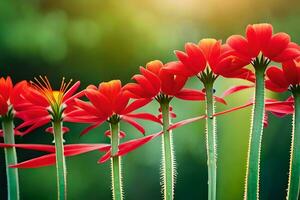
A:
[30, 76, 73, 107]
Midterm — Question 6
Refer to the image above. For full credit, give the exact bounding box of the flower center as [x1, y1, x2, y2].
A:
[31, 76, 73, 121]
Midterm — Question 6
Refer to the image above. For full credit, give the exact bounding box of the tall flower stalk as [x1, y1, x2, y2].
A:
[52, 121, 67, 199]
[203, 78, 217, 200]
[159, 97, 175, 200]
[244, 58, 268, 199]
[287, 89, 300, 200]
[2, 114, 20, 200]
[109, 116, 123, 200]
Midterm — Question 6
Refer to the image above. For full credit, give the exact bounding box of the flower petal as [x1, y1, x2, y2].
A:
[122, 98, 152, 114]
[266, 66, 289, 91]
[222, 85, 254, 98]
[0, 143, 55, 152]
[263, 33, 290, 59]
[80, 121, 106, 136]
[10, 154, 56, 168]
[175, 89, 206, 101]
[124, 113, 162, 124]
[116, 131, 163, 156]
[121, 116, 145, 135]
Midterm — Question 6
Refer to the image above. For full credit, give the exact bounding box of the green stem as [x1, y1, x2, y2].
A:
[53, 121, 67, 200]
[287, 91, 300, 200]
[110, 122, 123, 200]
[245, 69, 265, 200]
[2, 118, 20, 200]
[204, 83, 217, 200]
[161, 101, 175, 200]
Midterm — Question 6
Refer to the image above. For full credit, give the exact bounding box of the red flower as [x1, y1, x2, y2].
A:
[227, 23, 300, 63]
[166, 38, 253, 81]
[71, 80, 161, 135]
[124, 60, 207, 101]
[266, 57, 300, 92]
[0, 77, 27, 116]
[15, 76, 83, 135]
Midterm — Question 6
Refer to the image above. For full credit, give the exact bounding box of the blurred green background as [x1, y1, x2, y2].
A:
[0, 0, 299, 199]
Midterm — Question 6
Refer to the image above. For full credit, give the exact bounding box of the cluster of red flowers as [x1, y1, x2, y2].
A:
[0, 23, 299, 167]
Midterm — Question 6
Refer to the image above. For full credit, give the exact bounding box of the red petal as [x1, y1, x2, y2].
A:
[282, 60, 300, 85]
[122, 98, 152, 114]
[141, 65, 161, 91]
[222, 85, 254, 98]
[266, 66, 289, 90]
[265, 100, 294, 115]
[75, 99, 104, 117]
[263, 113, 269, 127]
[0, 143, 55, 152]
[265, 80, 287, 93]
[98, 151, 111, 163]
[263, 33, 290, 59]
[117, 131, 163, 156]
[164, 60, 193, 77]
[159, 68, 187, 96]
[114, 92, 130, 114]
[85, 88, 112, 117]
[98, 80, 122, 101]
[124, 84, 149, 99]
[9, 144, 110, 168]
[80, 121, 105, 136]
[17, 117, 51, 135]
[64, 144, 110, 156]
[0, 95, 8, 115]
[168, 115, 207, 130]
[45, 127, 70, 134]
[124, 113, 162, 124]
[63, 81, 81, 102]
[226, 35, 252, 61]
[246, 23, 273, 56]
[105, 130, 126, 139]
[175, 89, 206, 101]
[132, 74, 158, 97]
[10, 154, 56, 168]
[183, 43, 207, 73]
[214, 96, 227, 105]
[272, 47, 300, 62]
[121, 116, 145, 135]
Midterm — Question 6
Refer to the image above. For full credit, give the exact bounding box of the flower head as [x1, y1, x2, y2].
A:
[72, 80, 161, 136]
[166, 38, 253, 82]
[15, 76, 82, 135]
[0, 77, 27, 117]
[266, 57, 300, 93]
[227, 23, 300, 64]
[124, 60, 208, 102]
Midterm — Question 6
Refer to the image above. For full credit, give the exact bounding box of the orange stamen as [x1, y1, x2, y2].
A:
[30, 76, 73, 107]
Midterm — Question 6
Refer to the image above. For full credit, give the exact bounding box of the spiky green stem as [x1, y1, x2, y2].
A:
[287, 91, 300, 200]
[245, 68, 265, 200]
[2, 118, 20, 200]
[204, 82, 217, 200]
[53, 121, 67, 200]
[110, 122, 123, 200]
[161, 101, 175, 200]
